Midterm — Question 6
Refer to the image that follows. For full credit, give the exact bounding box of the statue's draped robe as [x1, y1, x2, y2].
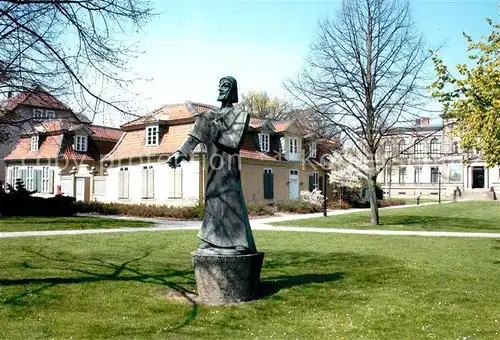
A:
[178, 107, 256, 252]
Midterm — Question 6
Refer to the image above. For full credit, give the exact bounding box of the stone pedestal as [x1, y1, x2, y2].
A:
[192, 251, 264, 305]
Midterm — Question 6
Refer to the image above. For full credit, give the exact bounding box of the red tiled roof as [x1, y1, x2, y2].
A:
[273, 121, 293, 133]
[4, 135, 63, 160]
[60, 143, 95, 161]
[249, 117, 267, 129]
[239, 134, 279, 161]
[122, 102, 216, 129]
[5, 123, 121, 162]
[90, 125, 122, 141]
[104, 124, 195, 161]
[0, 86, 70, 111]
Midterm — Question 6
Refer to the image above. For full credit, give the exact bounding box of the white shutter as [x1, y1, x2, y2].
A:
[141, 167, 148, 198]
[48, 169, 54, 194]
[8, 168, 13, 186]
[147, 167, 154, 198]
[123, 170, 129, 199]
[166, 167, 174, 198]
[175, 167, 183, 198]
[20, 169, 27, 186]
[118, 169, 124, 198]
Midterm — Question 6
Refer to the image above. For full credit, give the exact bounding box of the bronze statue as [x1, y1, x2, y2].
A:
[167, 76, 256, 254]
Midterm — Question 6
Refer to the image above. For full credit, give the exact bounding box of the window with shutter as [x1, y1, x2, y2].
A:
[258, 133, 270, 152]
[147, 166, 155, 198]
[119, 167, 129, 199]
[141, 166, 154, 199]
[318, 175, 323, 194]
[34, 169, 42, 192]
[309, 142, 317, 158]
[48, 169, 54, 194]
[168, 167, 183, 198]
[263, 168, 273, 199]
[26, 167, 35, 191]
[19, 169, 27, 188]
[74, 135, 88, 152]
[312, 172, 319, 189]
[289, 137, 299, 161]
[8, 168, 13, 186]
[30, 135, 39, 151]
[145, 126, 159, 146]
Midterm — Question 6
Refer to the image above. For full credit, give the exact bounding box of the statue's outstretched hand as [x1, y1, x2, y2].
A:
[167, 152, 186, 168]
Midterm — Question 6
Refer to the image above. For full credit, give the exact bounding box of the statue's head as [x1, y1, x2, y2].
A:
[217, 76, 238, 104]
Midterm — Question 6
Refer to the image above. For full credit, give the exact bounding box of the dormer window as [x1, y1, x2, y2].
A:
[32, 109, 56, 119]
[258, 133, 270, 152]
[309, 141, 317, 158]
[74, 135, 88, 152]
[45, 110, 56, 119]
[33, 109, 44, 119]
[30, 135, 39, 151]
[146, 125, 159, 146]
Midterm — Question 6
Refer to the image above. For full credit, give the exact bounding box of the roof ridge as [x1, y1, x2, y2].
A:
[90, 124, 122, 130]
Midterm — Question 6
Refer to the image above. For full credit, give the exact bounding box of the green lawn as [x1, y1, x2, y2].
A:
[0, 216, 153, 232]
[275, 201, 500, 233]
[0, 230, 499, 339]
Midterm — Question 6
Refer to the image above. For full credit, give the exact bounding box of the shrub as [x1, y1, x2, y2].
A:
[246, 202, 275, 216]
[299, 189, 324, 208]
[276, 199, 320, 214]
[75, 201, 205, 220]
[0, 180, 76, 217]
[349, 198, 406, 209]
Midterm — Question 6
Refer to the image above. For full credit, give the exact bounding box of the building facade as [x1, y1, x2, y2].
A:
[99, 102, 332, 206]
[378, 116, 500, 199]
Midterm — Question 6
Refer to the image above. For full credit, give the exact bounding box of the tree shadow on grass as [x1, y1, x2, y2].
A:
[259, 272, 345, 298]
[0, 250, 198, 331]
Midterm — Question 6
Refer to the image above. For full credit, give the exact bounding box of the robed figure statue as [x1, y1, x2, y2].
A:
[167, 76, 257, 254]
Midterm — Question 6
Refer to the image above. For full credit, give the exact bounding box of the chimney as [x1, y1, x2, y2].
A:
[421, 117, 430, 125]
[7, 91, 12, 98]
[415, 118, 421, 125]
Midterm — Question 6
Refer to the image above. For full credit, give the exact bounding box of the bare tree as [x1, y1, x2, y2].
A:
[237, 91, 293, 120]
[0, 0, 154, 122]
[285, 0, 441, 225]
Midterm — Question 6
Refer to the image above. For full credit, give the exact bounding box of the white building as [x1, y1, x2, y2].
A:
[378, 116, 500, 199]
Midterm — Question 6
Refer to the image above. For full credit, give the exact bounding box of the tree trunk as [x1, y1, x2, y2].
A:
[368, 175, 380, 225]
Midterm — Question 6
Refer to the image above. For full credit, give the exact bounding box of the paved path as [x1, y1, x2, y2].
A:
[1, 224, 500, 239]
[1, 201, 498, 239]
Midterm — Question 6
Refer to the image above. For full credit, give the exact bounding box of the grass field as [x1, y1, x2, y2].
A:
[0, 216, 153, 232]
[0, 230, 499, 339]
[273, 201, 500, 233]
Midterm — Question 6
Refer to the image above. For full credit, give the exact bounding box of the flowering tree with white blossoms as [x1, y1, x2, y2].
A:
[300, 188, 324, 208]
[327, 149, 367, 207]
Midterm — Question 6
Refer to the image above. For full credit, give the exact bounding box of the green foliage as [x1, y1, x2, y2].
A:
[75, 201, 205, 220]
[237, 90, 293, 119]
[246, 202, 276, 216]
[429, 16, 500, 166]
[275, 199, 321, 214]
[0, 180, 75, 217]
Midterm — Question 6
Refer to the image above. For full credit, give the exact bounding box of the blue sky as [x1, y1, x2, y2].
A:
[108, 0, 498, 125]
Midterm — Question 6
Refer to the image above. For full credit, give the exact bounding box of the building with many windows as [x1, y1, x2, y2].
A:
[99, 102, 334, 205]
[378, 116, 499, 199]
